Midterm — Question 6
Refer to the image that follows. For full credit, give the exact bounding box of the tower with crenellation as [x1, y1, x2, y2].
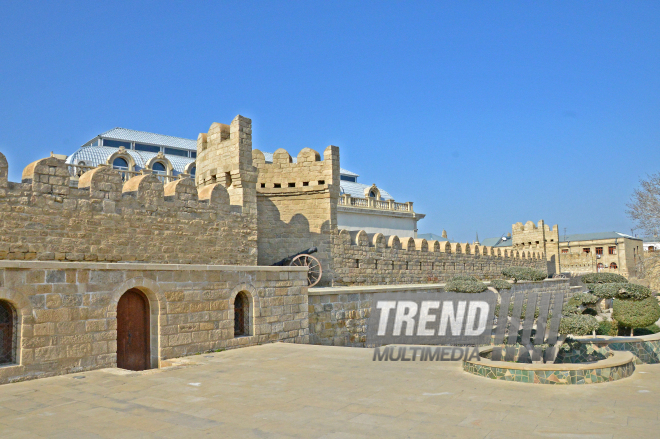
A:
[195, 115, 258, 216]
[511, 220, 560, 275]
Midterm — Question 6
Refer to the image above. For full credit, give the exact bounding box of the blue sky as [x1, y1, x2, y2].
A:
[1, 1, 658, 242]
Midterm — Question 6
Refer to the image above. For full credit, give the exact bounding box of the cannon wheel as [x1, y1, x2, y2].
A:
[290, 254, 322, 287]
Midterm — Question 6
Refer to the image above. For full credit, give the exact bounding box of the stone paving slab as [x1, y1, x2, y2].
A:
[0, 343, 659, 438]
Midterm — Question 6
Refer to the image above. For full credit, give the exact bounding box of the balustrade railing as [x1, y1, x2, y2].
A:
[339, 194, 413, 213]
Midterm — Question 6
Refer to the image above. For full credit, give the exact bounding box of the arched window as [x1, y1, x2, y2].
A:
[233, 292, 250, 337]
[610, 262, 618, 269]
[369, 191, 376, 198]
[113, 157, 129, 170]
[0, 300, 15, 365]
[190, 167, 196, 177]
[152, 162, 166, 174]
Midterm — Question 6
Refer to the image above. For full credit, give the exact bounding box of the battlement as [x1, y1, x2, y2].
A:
[512, 220, 558, 233]
[331, 228, 546, 286]
[511, 219, 560, 275]
[195, 116, 257, 215]
[252, 146, 340, 196]
[0, 152, 256, 264]
[337, 229, 543, 260]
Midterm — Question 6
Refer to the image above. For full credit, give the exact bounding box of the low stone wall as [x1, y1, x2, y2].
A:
[0, 260, 308, 384]
[463, 346, 635, 385]
[308, 279, 575, 347]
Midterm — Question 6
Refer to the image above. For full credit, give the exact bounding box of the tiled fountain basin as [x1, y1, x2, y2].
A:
[575, 332, 660, 365]
[463, 346, 635, 385]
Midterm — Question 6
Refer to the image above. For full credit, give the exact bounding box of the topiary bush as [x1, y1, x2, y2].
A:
[501, 267, 547, 283]
[613, 296, 660, 332]
[559, 314, 599, 336]
[590, 283, 627, 300]
[568, 292, 598, 306]
[450, 275, 480, 282]
[582, 273, 628, 284]
[489, 279, 512, 290]
[597, 320, 619, 336]
[444, 279, 488, 294]
[562, 302, 583, 315]
[617, 284, 653, 300]
[633, 324, 660, 336]
[501, 302, 552, 320]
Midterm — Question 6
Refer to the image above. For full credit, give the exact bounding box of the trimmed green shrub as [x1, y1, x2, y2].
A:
[450, 275, 479, 282]
[568, 292, 598, 306]
[559, 314, 599, 336]
[582, 273, 628, 284]
[444, 279, 488, 294]
[597, 320, 619, 336]
[489, 279, 512, 290]
[501, 267, 547, 282]
[633, 324, 660, 336]
[617, 284, 653, 301]
[503, 302, 552, 320]
[562, 302, 583, 315]
[613, 297, 660, 330]
[590, 283, 627, 300]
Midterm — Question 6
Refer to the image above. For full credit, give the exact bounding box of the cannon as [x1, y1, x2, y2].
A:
[272, 247, 322, 287]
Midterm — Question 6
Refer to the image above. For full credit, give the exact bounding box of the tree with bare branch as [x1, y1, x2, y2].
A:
[627, 173, 660, 290]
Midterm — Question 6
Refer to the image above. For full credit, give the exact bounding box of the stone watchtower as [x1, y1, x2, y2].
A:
[195, 115, 258, 216]
[511, 220, 560, 275]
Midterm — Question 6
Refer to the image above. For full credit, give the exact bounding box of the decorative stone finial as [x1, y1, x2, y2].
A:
[442, 230, 447, 239]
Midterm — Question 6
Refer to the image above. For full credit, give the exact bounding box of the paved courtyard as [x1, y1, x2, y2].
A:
[0, 343, 659, 438]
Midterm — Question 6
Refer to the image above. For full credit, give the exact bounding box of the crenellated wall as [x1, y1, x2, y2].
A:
[512, 220, 560, 275]
[331, 229, 547, 286]
[195, 115, 258, 216]
[253, 145, 340, 285]
[0, 153, 257, 264]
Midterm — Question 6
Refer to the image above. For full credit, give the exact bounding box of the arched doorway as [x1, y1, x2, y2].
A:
[117, 289, 150, 371]
[0, 300, 15, 365]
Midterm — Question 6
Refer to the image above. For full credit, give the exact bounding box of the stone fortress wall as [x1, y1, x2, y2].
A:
[0, 261, 308, 385]
[252, 145, 340, 286]
[0, 152, 256, 265]
[330, 229, 547, 286]
[308, 279, 576, 347]
[0, 113, 558, 385]
[512, 220, 560, 275]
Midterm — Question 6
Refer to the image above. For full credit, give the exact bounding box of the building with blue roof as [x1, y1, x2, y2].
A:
[66, 127, 425, 238]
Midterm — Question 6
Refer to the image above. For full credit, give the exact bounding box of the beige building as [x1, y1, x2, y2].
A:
[485, 221, 643, 278]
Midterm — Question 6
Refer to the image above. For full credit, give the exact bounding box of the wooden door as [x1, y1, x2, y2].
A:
[117, 289, 150, 371]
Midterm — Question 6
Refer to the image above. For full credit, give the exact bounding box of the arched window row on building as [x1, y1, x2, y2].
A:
[107, 154, 197, 179]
